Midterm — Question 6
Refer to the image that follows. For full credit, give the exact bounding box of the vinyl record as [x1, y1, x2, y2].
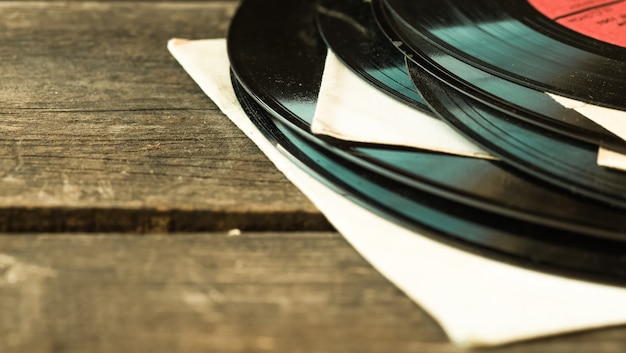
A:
[232, 71, 626, 286]
[381, 0, 626, 110]
[371, 0, 624, 148]
[315, 0, 429, 112]
[227, 0, 626, 237]
[227, 0, 324, 130]
[407, 59, 626, 210]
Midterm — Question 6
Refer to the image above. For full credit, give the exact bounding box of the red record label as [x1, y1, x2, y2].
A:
[528, 0, 626, 48]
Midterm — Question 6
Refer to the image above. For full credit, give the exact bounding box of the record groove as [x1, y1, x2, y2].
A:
[315, 0, 429, 111]
[227, 0, 626, 284]
[407, 59, 626, 210]
[232, 70, 626, 286]
[371, 0, 625, 148]
[382, 0, 626, 109]
[228, 0, 626, 233]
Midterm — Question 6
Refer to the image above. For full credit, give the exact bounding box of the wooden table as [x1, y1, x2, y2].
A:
[1, 2, 624, 352]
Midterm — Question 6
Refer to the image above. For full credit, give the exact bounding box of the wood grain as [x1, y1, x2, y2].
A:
[0, 1, 330, 232]
[1, 2, 625, 352]
[0, 233, 625, 353]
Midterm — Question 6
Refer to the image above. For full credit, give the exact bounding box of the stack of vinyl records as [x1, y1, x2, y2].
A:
[226, 0, 626, 285]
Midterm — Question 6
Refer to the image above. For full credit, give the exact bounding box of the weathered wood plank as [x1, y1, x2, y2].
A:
[0, 2, 330, 231]
[2, 3, 625, 352]
[0, 233, 624, 353]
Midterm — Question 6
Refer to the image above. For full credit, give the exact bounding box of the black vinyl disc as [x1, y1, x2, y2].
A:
[227, 0, 324, 130]
[315, 0, 429, 112]
[232, 72, 626, 286]
[227, 0, 626, 238]
[381, 0, 626, 110]
[371, 0, 625, 148]
[408, 59, 626, 210]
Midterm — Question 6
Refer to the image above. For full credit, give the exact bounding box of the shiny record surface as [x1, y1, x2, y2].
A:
[227, 0, 325, 130]
[371, 0, 624, 148]
[315, 0, 429, 112]
[227, 0, 626, 281]
[232, 72, 626, 286]
[408, 59, 626, 210]
[227, 0, 626, 238]
[382, 0, 626, 110]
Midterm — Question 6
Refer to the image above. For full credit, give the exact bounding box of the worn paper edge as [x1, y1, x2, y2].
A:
[168, 38, 626, 347]
[312, 51, 495, 160]
[598, 146, 626, 171]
